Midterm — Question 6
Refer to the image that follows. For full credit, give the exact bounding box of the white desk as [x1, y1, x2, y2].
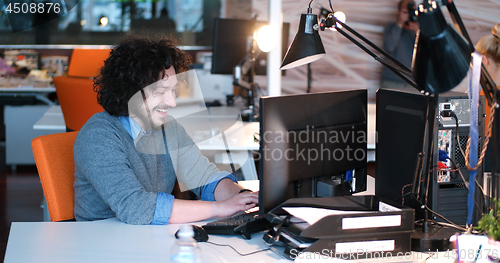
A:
[0, 84, 58, 168]
[0, 86, 55, 92]
[4, 218, 454, 263]
[32, 105, 65, 130]
[0, 86, 56, 105]
[4, 218, 282, 263]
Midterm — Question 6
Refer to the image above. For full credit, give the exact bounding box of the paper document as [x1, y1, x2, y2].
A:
[283, 202, 400, 226]
[283, 207, 370, 225]
[378, 201, 401, 212]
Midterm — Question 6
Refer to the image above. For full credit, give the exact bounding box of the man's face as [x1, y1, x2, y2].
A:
[399, 0, 411, 22]
[129, 66, 178, 131]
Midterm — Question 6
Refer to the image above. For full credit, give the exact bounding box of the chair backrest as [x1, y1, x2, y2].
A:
[67, 49, 110, 78]
[32, 131, 78, 222]
[53, 76, 104, 131]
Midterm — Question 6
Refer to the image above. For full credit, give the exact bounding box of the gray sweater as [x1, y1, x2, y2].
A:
[73, 112, 220, 224]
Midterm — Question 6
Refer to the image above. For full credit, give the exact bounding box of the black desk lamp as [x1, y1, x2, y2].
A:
[233, 17, 278, 122]
[233, 20, 259, 122]
[280, 0, 497, 252]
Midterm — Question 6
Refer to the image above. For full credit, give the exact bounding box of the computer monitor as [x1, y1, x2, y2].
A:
[375, 88, 430, 207]
[211, 18, 290, 75]
[258, 90, 368, 214]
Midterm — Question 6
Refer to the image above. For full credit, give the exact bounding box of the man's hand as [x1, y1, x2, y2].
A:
[169, 191, 258, 224]
[213, 191, 258, 218]
[214, 178, 245, 201]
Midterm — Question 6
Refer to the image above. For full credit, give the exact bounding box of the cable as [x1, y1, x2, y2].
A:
[447, 158, 469, 189]
[449, 158, 487, 199]
[401, 183, 414, 206]
[434, 148, 487, 224]
[415, 218, 469, 233]
[206, 241, 271, 256]
[423, 205, 466, 231]
[450, 112, 467, 163]
[427, 220, 466, 232]
[421, 252, 438, 263]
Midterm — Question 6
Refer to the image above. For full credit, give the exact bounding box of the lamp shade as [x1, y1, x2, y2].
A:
[280, 13, 326, 70]
[412, 1, 471, 94]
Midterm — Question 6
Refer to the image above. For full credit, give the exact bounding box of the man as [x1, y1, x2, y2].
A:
[380, 0, 418, 90]
[73, 36, 258, 225]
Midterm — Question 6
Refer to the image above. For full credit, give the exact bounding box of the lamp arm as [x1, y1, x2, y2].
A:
[335, 20, 413, 75]
[333, 21, 418, 89]
[375, 57, 416, 87]
[443, 0, 475, 52]
[444, 0, 498, 105]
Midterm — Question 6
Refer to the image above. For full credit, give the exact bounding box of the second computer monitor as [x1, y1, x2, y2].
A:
[258, 90, 368, 213]
[211, 18, 290, 75]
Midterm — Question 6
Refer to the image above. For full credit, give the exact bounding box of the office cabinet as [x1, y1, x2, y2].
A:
[4, 105, 62, 170]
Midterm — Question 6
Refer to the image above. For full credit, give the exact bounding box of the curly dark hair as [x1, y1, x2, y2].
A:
[94, 36, 192, 116]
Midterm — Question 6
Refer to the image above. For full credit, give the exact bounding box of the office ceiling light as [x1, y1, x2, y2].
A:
[99, 16, 108, 27]
[280, 8, 326, 70]
[412, 0, 471, 93]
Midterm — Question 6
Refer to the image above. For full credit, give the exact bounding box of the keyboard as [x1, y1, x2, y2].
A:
[202, 212, 271, 239]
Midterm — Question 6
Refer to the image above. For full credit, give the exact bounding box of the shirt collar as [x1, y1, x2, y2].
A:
[129, 116, 144, 140]
[119, 115, 163, 140]
[118, 116, 144, 140]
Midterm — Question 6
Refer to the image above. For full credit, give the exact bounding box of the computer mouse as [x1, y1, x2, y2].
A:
[175, 225, 209, 242]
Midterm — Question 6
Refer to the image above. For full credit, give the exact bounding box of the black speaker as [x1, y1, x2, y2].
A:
[375, 88, 485, 225]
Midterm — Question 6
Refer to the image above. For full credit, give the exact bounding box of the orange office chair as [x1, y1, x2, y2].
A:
[32, 131, 78, 222]
[53, 76, 104, 131]
[67, 49, 110, 78]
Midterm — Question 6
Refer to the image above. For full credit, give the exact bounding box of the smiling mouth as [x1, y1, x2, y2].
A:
[155, 108, 168, 113]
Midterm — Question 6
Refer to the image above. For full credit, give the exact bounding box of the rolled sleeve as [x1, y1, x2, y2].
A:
[151, 192, 175, 225]
[200, 171, 237, 201]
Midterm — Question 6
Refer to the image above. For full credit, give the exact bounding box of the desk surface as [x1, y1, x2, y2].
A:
[0, 77, 55, 92]
[0, 86, 55, 92]
[0, 85, 56, 105]
[4, 217, 454, 263]
[33, 105, 65, 130]
[4, 218, 281, 263]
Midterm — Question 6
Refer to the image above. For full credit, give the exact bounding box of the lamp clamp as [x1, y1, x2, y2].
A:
[318, 13, 335, 31]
